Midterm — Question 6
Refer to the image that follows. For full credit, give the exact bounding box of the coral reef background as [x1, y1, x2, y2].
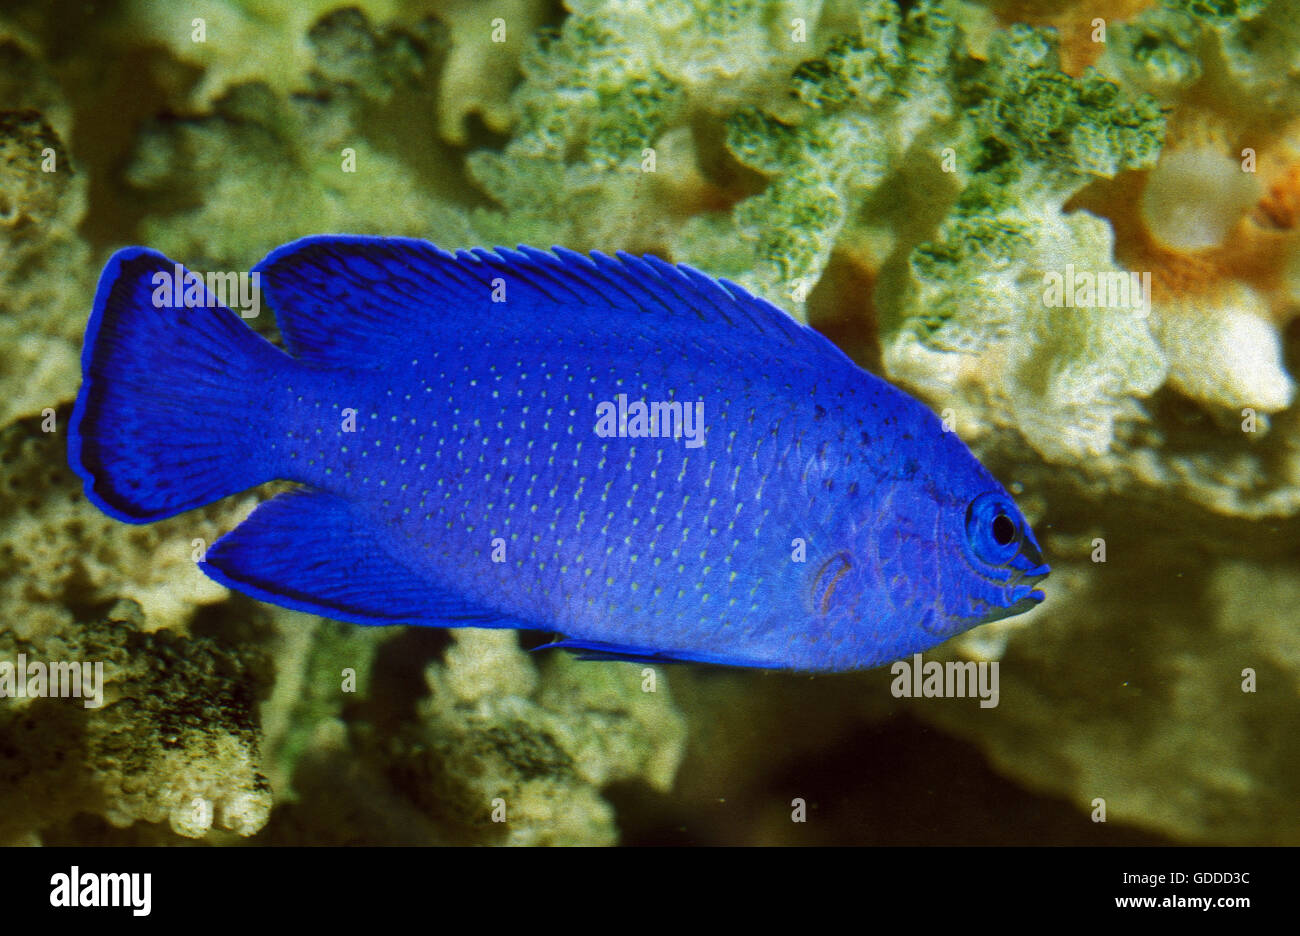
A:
[1, 0, 1297, 845]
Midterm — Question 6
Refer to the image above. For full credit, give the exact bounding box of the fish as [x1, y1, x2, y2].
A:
[68, 235, 1048, 671]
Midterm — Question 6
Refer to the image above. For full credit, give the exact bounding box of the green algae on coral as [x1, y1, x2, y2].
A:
[883, 25, 1167, 461]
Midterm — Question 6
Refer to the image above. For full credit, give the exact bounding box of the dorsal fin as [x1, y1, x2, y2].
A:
[252, 235, 849, 368]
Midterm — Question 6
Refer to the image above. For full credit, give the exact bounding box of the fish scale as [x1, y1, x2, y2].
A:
[69, 235, 1048, 671]
[281, 330, 845, 657]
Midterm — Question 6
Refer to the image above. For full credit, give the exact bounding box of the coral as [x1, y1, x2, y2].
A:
[0, 24, 72, 141]
[257, 612, 389, 800]
[119, 0, 405, 106]
[1094, 5, 1205, 103]
[882, 25, 1167, 461]
[122, 0, 558, 143]
[435, 0, 554, 143]
[0, 25, 280, 842]
[872, 13, 1300, 525]
[986, 1, 1159, 76]
[0, 2, 696, 847]
[1118, 124, 1300, 418]
[0, 97, 93, 428]
[684, 0, 961, 313]
[1150, 282, 1294, 412]
[378, 630, 686, 845]
[0, 598, 273, 843]
[256, 627, 687, 845]
[0, 412, 688, 844]
[1188, 0, 1300, 118]
[124, 11, 478, 273]
[1139, 147, 1262, 250]
[467, 0, 862, 289]
[0, 413, 259, 641]
[934, 546, 1300, 844]
[889, 208, 1168, 461]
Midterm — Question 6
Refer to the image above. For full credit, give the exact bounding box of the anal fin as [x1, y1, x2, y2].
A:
[201, 489, 514, 628]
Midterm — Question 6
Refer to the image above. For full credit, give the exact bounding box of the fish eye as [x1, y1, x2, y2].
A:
[991, 513, 1017, 547]
[965, 492, 1021, 564]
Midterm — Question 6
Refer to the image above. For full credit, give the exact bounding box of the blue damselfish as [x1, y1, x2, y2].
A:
[69, 236, 1048, 671]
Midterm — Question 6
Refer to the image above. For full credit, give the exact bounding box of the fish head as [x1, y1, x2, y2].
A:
[930, 486, 1049, 638]
[829, 428, 1050, 661]
[814, 464, 1047, 669]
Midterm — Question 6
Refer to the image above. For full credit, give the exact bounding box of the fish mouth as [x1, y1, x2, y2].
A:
[964, 585, 1044, 626]
[1008, 526, 1048, 601]
[959, 560, 1050, 629]
[1013, 562, 1050, 603]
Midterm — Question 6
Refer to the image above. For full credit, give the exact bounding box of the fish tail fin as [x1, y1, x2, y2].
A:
[69, 248, 290, 523]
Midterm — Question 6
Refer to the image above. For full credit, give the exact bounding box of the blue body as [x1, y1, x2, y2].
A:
[69, 236, 1047, 671]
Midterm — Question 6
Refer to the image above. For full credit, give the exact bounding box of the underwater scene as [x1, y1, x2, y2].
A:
[1, 0, 1298, 849]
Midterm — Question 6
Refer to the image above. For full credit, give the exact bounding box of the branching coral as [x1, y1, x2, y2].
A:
[1160, 0, 1300, 117]
[3, 410, 688, 844]
[467, 0, 855, 275]
[882, 25, 1167, 461]
[435, 0, 554, 143]
[681, 0, 961, 313]
[867, 5, 1300, 523]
